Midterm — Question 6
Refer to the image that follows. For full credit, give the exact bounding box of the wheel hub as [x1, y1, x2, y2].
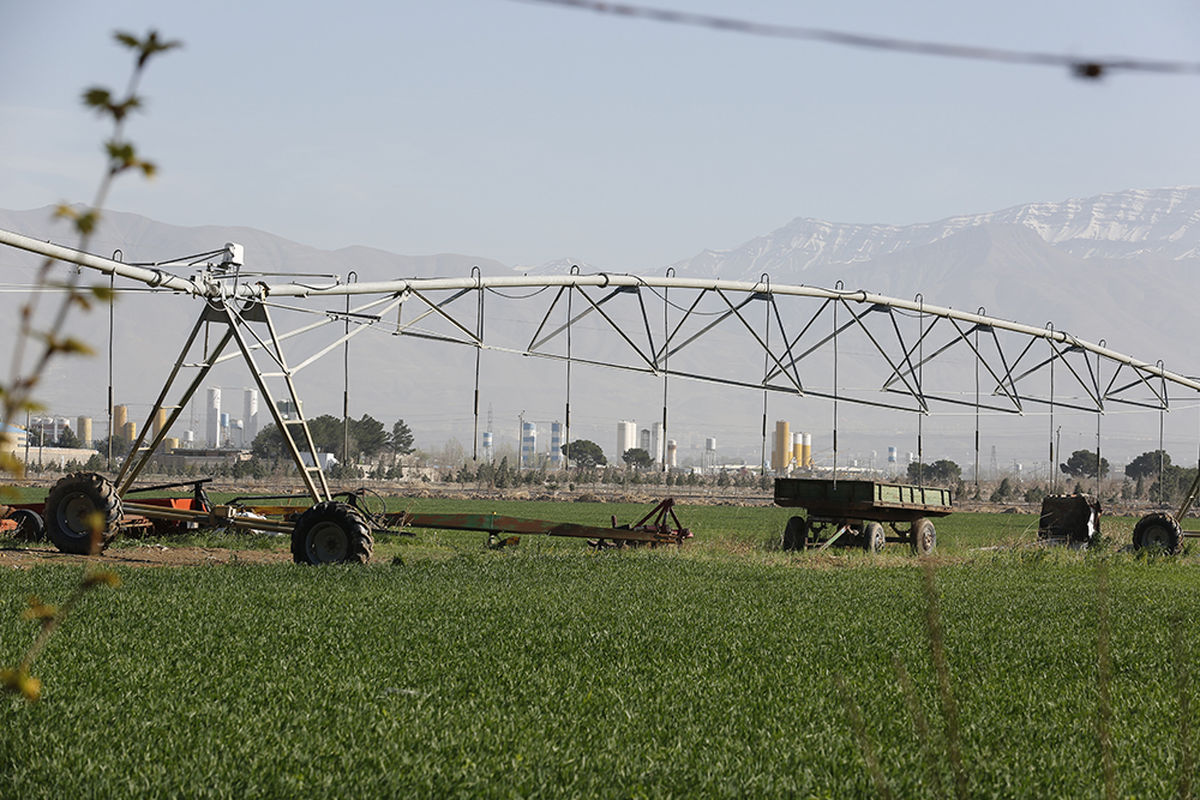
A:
[59, 492, 95, 535]
[307, 521, 349, 563]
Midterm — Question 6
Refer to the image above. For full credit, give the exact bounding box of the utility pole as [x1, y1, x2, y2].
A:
[343, 271, 355, 466]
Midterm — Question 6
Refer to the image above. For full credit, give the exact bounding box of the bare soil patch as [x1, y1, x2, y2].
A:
[0, 544, 291, 569]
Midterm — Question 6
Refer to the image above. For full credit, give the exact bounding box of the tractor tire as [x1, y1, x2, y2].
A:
[8, 509, 45, 542]
[44, 472, 122, 555]
[1132, 512, 1183, 555]
[910, 517, 937, 556]
[863, 521, 886, 553]
[781, 516, 808, 551]
[291, 502, 373, 565]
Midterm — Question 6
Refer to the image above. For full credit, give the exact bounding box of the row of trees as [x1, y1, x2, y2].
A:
[908, 449, 1177, 485]
[250, 415, 414, 462]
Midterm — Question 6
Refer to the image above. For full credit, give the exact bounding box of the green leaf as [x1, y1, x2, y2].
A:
[82, 86, 112, 109]
[75, 210, 99, 235]
[90, 284, 116, 302]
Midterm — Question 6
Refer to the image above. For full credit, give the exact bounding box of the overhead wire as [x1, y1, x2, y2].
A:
[514, 0, 1200, 80]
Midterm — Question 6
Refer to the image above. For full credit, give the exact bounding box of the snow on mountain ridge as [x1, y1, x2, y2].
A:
[669, 187, 1200, 282]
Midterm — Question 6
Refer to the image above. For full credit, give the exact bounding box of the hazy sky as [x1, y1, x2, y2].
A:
[3, 1, 1199, 270]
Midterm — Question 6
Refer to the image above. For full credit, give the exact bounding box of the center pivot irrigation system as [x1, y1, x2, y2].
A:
[2, 225, 1199, 559]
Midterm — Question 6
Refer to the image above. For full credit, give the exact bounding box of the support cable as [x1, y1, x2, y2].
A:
[343, 271, 356, 465]
[916, 294, 924, 486]
[974, 309, 982, 493]
[1048, 324, 1056, 494]
[565, 267, 576, 471]
[760, 275, 770, 480]
[472, 268, 483, 462]
[662, 268, 674, 474]
[833, 282, 841, 486]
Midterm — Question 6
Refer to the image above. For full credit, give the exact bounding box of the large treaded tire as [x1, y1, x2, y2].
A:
[44, 472, 122, 555]
[910, 517, 937, 556]
[1132, 512, 1183, 555]
[863, 521, 886, 553]
[8, 509, 45, 542]
[781, 516, 808, 551]
[291, 501, 373, 565]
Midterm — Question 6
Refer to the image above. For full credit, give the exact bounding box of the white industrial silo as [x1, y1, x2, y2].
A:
[651, 421, 664, 464]
[243, 388, 259, 442]
[666, 439, 677, 468]
[617, 420, 638, 461]
[206, 388, 221, 448]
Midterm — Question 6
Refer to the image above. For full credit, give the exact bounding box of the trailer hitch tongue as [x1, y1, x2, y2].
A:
[590, 497, 692, 549]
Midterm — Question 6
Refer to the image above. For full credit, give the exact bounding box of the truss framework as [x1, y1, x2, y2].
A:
[4, 226, 1198, 500]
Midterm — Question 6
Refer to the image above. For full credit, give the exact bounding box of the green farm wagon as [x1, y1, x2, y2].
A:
[774, 477, 952, 555]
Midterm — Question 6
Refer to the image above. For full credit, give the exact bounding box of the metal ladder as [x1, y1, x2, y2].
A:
[116, 299, 331, 503]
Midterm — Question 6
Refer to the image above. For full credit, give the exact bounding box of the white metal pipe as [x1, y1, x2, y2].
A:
[0, 226, 203, 295]
[3, 224, 1198, 392]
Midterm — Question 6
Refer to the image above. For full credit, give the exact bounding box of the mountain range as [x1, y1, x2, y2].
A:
[1, 186, 1198, 470]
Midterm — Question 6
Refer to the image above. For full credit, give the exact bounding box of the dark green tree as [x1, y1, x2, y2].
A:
[1125, 449, 1170, 481]
[1149, 465, 1197, 506]
[989, 476, 1018, 503]
[389, 419, 415, 455]
[249, 413, 389, 462]
[251, 424, 285, 459]
[93, 435, 131, 460]
[1060, 449, 1109, 479]
[352, 414, 387, 458]
[55, 427, 80, 449]
[907, 459, 961, 485]
[622, 447, 653, 469]
[494, 456, 512, 488]
[563, 439, 606, 468]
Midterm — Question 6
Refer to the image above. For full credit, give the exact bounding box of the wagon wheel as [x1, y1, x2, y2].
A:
[291, 501, 374, 565]
[44, 472, 122, 555]
[781, 516, 808, 551]
[7, 508, 45, 542]
[910, 517, 937, 556]
[863, 521, 886, 553]
[1132, 512, 1182, 555]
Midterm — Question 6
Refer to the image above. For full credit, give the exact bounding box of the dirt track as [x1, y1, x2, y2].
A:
[0, 544, 292, 569]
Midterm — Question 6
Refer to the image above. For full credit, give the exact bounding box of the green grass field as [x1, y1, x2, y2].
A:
[1, 499, 1197, 797]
